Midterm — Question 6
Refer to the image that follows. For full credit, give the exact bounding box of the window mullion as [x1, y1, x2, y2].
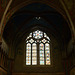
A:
[37, 42, 39, 65]
[44, 43, 46, 65]
[31, 43, 32, 65]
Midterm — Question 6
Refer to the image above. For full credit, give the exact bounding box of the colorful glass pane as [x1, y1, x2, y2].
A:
[33, 30, 43, 39]
[29, 39, 34, 43]
[26, 33, 32, 40]
[42, 39, 47, 43]
[44, 33, 50, 40]
[26, 41, 28, 43]
[40, 43, 44, 65]
[29, 33, 32, 37]
[26, 43, 31, 65]
[32, 43, 37, 65]
[45, 43, 50, 65]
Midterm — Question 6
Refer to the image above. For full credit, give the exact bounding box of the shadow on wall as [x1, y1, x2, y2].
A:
[70, 67, 75, 75]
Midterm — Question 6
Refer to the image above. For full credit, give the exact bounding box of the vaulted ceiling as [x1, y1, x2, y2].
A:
[2, 3, 71, 49]
[0, 0, 74, 54]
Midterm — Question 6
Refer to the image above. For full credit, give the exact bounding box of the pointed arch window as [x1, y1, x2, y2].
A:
[32, 43, 37, 65]
[26, 30, 51, 65]
[26, 43, 31, 65]
[40, 43, 44, 65]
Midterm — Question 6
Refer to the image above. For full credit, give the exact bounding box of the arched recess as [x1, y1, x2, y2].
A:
[0, 0, 74, 39]
[12, 26, 63, 73]
[23, 27, 53, 67]
[25, 30, 51, 66]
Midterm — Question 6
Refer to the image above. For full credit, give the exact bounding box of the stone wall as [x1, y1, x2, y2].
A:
[12, 35, 64, 73]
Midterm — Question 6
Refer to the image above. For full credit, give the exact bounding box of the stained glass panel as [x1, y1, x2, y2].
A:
[44, 33, 50, 40]
[33, 30, 43, 39]
[40, 43, 44, 65]
[45, 43, 50, 65]
[29, 33, 32, 37]
[26, 43, 31, 65]
[29, 39, 34, 43]
[26, 41, 28, 43]
[32, 43, 37, 65]
[26, 33, 32, 40]
[42, 39, 47, 43]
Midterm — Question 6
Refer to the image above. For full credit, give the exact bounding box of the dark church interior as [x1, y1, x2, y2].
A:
[0, 0, 75, 75]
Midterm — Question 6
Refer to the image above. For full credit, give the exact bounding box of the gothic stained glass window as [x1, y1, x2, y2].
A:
[26, 43, 31, 65]
[26, 30, 51, 65]
[40, 43, 44, 65]
[32, 43, 37, 65]
[45, 43, 50, 65]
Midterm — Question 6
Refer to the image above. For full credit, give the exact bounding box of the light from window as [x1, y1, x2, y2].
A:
[26, 30, 51, 65]
[44, 33, 50, 40]
[45, 43, 50, 65]
[29, 39, 34, 43]
[40, 43, 44, 65]
[26, 33, 32, 40]
[42, 39, 47, 43]
[33, 30, 43, 39]
[32, 43, 37, 65]
[26, 43, 31, 65]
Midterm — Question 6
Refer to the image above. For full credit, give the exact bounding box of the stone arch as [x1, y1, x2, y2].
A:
[0, 0, 74, 39]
